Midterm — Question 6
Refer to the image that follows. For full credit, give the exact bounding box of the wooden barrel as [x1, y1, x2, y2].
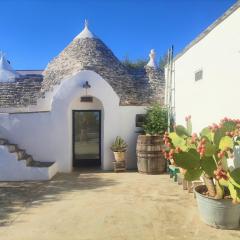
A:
[136, 135, 166, 174]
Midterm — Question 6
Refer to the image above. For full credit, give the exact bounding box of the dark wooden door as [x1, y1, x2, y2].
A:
[73, 110, 101, 167]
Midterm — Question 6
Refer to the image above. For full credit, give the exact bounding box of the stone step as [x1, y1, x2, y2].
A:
[25, 155, 33, 166]
[0, 137, 57, 180]
[28, 161, 54, 168]
[16, 149, 26, 160]
[0, 138, 8, 145]
[7, 144, 18, 153]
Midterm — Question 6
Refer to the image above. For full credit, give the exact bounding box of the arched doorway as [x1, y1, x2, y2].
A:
[70, 95, 103, 169]
[50, 70, 120, 172]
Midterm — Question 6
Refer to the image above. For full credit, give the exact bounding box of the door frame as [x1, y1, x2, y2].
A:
[72, 110, 102, 168]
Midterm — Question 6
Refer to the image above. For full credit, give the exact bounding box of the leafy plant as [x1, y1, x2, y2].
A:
[111, 136, 127, 152]
[122, 52, 168, 72]
[122, 57, 148, 70]
[143, 104, 168, 135]
[163, 116, 240, 203]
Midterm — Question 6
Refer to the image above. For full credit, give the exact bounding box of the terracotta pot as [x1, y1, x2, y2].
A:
[113, 151, 126, 162]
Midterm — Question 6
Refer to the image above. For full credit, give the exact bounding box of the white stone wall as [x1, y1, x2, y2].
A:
[119, 106, 146, 169]
[174, 8, 240, 132]
[0, 70, 146, 172]
[0, 145, 58, 181]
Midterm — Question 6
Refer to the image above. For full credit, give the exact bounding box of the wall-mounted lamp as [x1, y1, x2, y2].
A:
[83, 81, 91, 94]
[81, 81, 93, 102]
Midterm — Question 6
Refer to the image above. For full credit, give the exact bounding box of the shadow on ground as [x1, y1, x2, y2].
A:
[0, 170, 118, 226]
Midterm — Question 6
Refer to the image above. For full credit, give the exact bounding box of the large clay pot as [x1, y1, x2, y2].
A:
[194, 185, 240, 229]
[113, 151, 126, 162]
[136, 135, 166, 174]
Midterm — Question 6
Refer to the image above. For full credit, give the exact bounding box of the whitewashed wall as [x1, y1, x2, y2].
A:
[119, 106, 146, 169]
[174, 8, 240, 132]
[0, 70, 146, 172]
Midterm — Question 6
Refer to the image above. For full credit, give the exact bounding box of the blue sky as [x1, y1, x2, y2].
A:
[0, 0, 237, 69]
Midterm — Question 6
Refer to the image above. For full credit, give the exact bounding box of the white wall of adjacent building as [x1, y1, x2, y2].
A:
[174, 7, 240, 133]
[0, 70, 146, 172]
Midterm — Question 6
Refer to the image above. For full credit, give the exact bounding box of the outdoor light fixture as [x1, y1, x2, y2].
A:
[81, 81, 93, 102]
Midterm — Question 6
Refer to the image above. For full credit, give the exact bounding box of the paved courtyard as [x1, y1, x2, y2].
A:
[0, 171, 240, 240]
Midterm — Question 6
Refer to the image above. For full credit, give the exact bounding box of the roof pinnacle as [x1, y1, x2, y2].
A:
[0, 52, 19, 82]
[84, 19, 88, 28]
[75, 19, 96, 39]
[146, 49, 158, 69]
[0, 51, 6, 60]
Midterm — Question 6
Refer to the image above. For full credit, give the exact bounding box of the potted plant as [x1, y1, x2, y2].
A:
[136, 104, 168, 174]
[111, 136, 127, 162]
[164, 117, 240, 229]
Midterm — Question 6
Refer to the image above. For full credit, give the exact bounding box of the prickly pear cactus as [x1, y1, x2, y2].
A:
[163, 117, 240, 202]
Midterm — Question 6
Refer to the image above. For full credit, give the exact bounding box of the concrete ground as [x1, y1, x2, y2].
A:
[0, 171, 240, 240]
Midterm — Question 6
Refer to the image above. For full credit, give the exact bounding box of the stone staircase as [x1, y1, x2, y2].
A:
[0, 138, 58, 181]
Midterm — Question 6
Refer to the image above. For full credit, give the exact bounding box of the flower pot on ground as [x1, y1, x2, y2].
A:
[164, 117, 240, 229]
[113, 151, 125, 162]
[136, 104, 168, 174]
[194, 185, 240, 229]
[111, 136, 127, 162]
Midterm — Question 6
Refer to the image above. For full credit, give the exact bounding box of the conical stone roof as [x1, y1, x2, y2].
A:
[42, 24, 141, 104]
[42, 24, 164, 105]
[0, 24, 164, 109]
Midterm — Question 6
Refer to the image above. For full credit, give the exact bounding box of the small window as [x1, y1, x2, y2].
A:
[135, 114, 146, 127]
[195, 69, 203, 81]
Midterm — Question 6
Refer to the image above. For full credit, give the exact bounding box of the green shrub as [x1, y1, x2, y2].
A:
[143, 104, 168, 135]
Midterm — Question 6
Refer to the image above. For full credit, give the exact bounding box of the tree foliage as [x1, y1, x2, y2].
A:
[143, 104, 168, 135]
[122, 52, 168, 72]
